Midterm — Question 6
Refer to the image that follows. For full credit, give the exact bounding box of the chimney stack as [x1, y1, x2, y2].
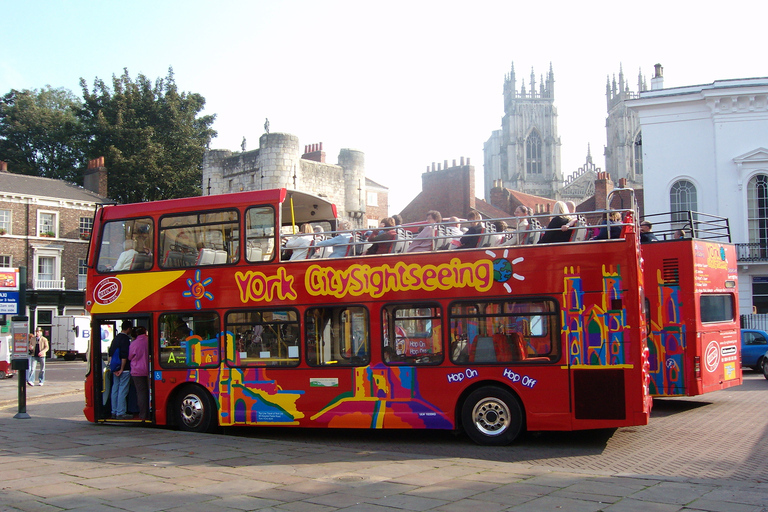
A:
[301, 142, 326, 163]
[0, 161, 7, 172]
[651, 63, 664, 90]
[84, 157, 108, 197]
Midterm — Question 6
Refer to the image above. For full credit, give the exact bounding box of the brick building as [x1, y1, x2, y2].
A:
[399, 158, 508, 223]
[0, 159, 109, 332]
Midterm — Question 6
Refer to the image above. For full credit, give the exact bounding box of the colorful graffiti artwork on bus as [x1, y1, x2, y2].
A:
[182, 270, 215, 310]
[310, 364, 453, 429]
[186, 333, 452, 429]
[562, 265, 627, 366]
[646, 268, 685, 395]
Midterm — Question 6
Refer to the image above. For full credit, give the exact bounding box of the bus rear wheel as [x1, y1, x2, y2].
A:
[174, 385, 217, 433]
[461, 387, 522, 445]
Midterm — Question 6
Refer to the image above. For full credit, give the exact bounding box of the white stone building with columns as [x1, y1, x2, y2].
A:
[628, 76, 768, 315]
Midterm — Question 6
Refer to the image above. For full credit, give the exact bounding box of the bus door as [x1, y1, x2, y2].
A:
[697, 328, 740, 395]
[91, 316, 151, 422]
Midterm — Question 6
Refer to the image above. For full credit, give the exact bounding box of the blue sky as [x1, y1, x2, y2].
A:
[2, 0, 765, 212]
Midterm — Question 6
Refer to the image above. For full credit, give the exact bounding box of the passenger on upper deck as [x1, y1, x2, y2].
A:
[539, 201, 574, 244]
[640, 220, 659, 243]
[407, 210, 442, 253]
[366, 217, 397, 255]
[284, 223, 315, 260]
[112, 239, 138, 271]
[593, 211, 623, 240]
[458, 211, 483, 249]
[315, 220, 353, 258]
[490, 220, 508, 246]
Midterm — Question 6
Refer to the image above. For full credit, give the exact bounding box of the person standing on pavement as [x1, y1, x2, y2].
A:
[128, 326, 150, 420]
[27, 327, 49, 386]
[109, 320, 133, 419]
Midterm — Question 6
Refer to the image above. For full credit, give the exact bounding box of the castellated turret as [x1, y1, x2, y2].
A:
[338, 149, 365, 220]
[202, 132, 368, 227]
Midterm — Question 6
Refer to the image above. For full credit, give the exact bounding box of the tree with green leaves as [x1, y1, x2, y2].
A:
[79, 67, 217, 204]
[0, 86, 86, 181]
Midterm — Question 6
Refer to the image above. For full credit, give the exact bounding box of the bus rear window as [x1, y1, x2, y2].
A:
[700, 294, 734, 323]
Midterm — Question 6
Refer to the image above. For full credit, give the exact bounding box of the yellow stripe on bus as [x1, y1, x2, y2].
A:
[91, 271, 185, 314]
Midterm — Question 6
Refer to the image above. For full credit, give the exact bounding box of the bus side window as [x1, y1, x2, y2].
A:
[382, 304, 443, 365]
[246, 206, 276, 263]
[225, 310, 300, 367]
[306, 306, 369, 366]
[158, 312, 220, 368]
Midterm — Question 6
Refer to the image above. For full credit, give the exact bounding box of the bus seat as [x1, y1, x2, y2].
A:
[492, 333, 513, 360]
[196, 248, 215, 265]
[469, 336, 496, 363]
[130, 253, 152, 270]
[162, 250, 184, 267]
[213, 250, 227, 264]
[247, 246, 263, 261]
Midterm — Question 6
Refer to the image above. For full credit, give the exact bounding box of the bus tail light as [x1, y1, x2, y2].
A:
[694, 356, 701, 379]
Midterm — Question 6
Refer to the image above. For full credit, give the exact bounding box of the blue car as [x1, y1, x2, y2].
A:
[762, 349, 768, 380]
[741, 329, 768, 371]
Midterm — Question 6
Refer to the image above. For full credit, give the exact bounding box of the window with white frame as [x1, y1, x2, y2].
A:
[633, 132, 643, 175]
[670, 180, 698, 226]
[748, 174, 768, 248]
[79, 216, 93, 239]
[0, 210, 10, 234]
[367, 192, 378, 207]
[0, 255, 10, 267]
[78, 258, 88, 290]
[33, 246, 63, 289]
[38, 256, 54, 281]
[37, 211, 58, 237]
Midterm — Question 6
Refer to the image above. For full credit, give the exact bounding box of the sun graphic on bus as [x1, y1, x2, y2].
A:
[182, 270, 214, 310]
[485, 249, 525, 293]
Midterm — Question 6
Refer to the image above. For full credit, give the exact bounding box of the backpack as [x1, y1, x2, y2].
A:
[109, 348, 122, 372]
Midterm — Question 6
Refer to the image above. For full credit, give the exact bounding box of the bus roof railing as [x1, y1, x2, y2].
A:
[640, 211, 731, 242]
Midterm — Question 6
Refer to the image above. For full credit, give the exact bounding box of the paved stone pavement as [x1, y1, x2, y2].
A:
[0, 370, 767, 511]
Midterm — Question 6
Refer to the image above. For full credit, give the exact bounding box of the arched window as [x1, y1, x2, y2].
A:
[670, 180, 697, 226]
[633, 132, 643, 175]
[747, 174, 768, 249]
[526, 131, 542, 175]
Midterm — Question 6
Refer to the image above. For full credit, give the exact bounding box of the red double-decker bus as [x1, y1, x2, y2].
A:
[83, 188, 657, 445]
[640, 212, 741, 397]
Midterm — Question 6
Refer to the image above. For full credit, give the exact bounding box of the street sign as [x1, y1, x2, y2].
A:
[11, 319, 29, 361]
[0, 291, 19, 314]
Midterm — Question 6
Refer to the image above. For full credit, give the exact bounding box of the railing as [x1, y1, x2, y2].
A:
[741, 314, 768, 330]
[736, 243, 768, 262]
[640, 211, 731, 242]
[34, 278, 66, 290]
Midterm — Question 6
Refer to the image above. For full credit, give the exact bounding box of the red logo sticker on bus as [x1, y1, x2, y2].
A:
[704, 340, 720, 373]
[94, 277, 122, 305]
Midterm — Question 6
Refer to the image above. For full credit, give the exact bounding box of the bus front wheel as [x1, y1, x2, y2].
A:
[461, 387, 523, 445]
[174, 385, 217, 433]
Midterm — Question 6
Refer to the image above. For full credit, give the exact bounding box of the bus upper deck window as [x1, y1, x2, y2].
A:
[97, 218, 153, 272]
[246, 206, 276, 263]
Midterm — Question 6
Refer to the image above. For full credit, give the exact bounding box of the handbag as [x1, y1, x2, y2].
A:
[109, 348, 122, 372]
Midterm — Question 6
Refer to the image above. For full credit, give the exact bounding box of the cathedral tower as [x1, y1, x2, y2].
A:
[604, 64, 646, 188]
[484, 62, 562, 200]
